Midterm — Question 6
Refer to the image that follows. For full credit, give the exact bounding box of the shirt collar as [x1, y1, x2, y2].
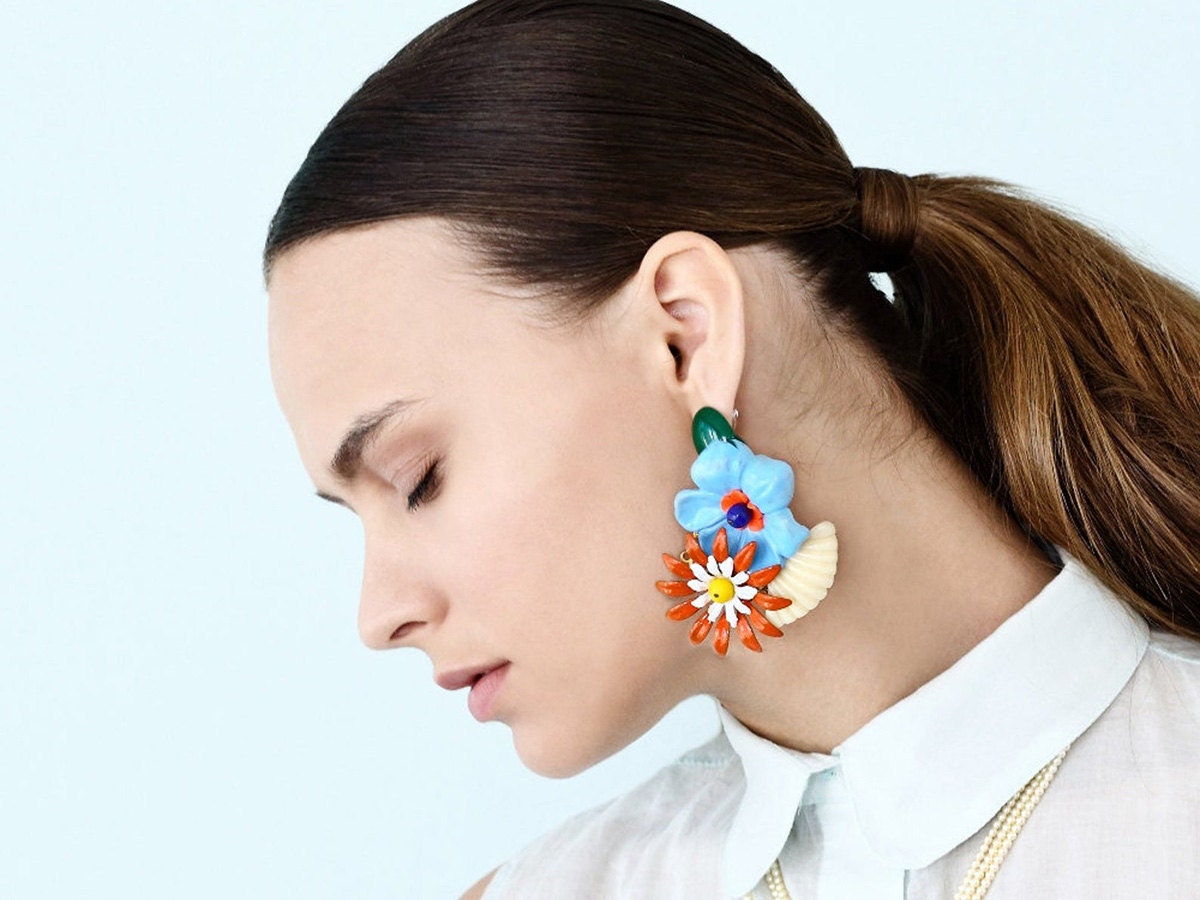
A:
[719, 544, 1151, 896]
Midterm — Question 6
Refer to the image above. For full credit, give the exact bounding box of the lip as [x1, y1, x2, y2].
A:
[434, 661, 511, 722]
[467, 662, 511, 722]
[436, 662, 506, 691]
[435, 663, 500, 692]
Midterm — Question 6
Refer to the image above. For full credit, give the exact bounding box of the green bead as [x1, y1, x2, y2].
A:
[691, 406, 741, 452]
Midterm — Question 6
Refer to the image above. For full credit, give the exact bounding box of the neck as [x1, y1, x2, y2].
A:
[702, 427, 1060, 754]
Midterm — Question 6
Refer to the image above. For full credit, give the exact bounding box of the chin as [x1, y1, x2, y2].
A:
[510, 717, 640, 779]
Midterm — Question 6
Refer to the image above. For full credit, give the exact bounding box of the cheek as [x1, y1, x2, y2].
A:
[456, 388, 693, 649]
[447, 388, 703, 774]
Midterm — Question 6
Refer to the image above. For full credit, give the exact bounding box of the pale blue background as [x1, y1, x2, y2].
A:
[2, 2, 1196, 898]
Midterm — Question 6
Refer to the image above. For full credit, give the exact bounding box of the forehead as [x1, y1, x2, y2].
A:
[267, 216, 614, 480]
[266, 217, 544, 473]
[268, 216, 486, 350]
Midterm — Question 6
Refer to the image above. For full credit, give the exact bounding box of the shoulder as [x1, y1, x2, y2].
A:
[1134, 627, 1200, 715]
[1020, 628, 1200, 882]
[459, 868, 496, 899]
[1072, 627, 1200, 790]
[1145, 626, 1200, 669]
[1134, 627, 1200, 729]
[483, 731, 742, 899]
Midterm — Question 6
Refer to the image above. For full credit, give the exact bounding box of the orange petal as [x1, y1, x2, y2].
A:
[685, 532, 708, 567]
[667, 600, 701, 620]
[737, 615, 762, 652]
[746, 505, 765, 531]
[661, 553, 692, 579]
[756, 593, 793, 611]
[720, 488, 749, 512]
[713, 617, 731, 656]
[732, 541, 757, 573]
[656, 580, 697, 597]
[746, 564, 781, 588]
[689, 616, 713, 645]
[748, 606, 783, 637]
[712, 528, 729, 563]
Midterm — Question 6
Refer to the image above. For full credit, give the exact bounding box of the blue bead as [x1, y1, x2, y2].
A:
[726, 503, 752, 529]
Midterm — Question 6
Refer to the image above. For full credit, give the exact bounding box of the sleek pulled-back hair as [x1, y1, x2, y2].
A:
[265, 0, 1200, 639]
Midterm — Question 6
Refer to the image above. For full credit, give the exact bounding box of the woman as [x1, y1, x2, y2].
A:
[264, 0, 1200, 896]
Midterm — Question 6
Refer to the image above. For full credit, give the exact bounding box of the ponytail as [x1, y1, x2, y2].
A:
[262, 0, 1200, 637]
[861, 172, 1200, 639]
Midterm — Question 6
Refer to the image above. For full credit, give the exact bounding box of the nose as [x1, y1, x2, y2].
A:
[357, 521, 443, 650]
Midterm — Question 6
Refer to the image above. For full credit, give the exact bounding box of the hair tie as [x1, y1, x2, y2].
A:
[852, 166, 920, 272]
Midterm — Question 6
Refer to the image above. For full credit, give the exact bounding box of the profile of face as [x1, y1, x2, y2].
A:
[267, 216, 761, 777]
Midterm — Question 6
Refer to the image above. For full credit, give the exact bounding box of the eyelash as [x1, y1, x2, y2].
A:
[405, 457, 442, 511]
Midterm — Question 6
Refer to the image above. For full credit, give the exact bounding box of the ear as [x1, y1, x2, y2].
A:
[632, 231, 746, 423]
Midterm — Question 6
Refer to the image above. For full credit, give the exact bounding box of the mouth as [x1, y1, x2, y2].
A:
[435, 661, 512, 722]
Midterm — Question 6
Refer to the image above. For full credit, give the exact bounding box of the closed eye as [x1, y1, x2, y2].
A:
[406, 458, 442, 511]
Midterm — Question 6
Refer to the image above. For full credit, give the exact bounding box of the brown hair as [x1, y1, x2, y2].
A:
[265, 0, 1200, 638]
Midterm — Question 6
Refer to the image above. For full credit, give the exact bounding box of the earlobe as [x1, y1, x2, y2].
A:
[637, 230, 747, 419]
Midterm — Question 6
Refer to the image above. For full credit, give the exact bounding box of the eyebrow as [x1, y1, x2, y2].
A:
[315, 397, 422, 506]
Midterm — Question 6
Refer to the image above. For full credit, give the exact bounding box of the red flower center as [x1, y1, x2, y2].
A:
[720, 489, 764, 531]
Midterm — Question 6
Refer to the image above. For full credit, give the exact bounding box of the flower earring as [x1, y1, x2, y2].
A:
[655, 406, 838, 655]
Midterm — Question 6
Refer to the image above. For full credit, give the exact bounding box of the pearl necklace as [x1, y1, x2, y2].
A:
[743, 743, 1071, 900]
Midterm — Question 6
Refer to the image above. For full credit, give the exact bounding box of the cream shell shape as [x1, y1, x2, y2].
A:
[762, 521, 837, 629]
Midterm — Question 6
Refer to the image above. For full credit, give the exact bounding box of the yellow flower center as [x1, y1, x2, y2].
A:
[707, 577, 736, 604]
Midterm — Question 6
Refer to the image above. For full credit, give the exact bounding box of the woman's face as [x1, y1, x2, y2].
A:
[267, 216, 712, 777]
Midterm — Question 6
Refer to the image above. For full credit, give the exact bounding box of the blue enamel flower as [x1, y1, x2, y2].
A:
[673, 439, 809, 570]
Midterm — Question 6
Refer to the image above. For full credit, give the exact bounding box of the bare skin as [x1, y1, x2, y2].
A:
[459, 869, 496, 899]
[267, 217, 1058, 895]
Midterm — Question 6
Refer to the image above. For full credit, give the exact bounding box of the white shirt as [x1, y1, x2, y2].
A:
[482, 546, 1200, 898]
